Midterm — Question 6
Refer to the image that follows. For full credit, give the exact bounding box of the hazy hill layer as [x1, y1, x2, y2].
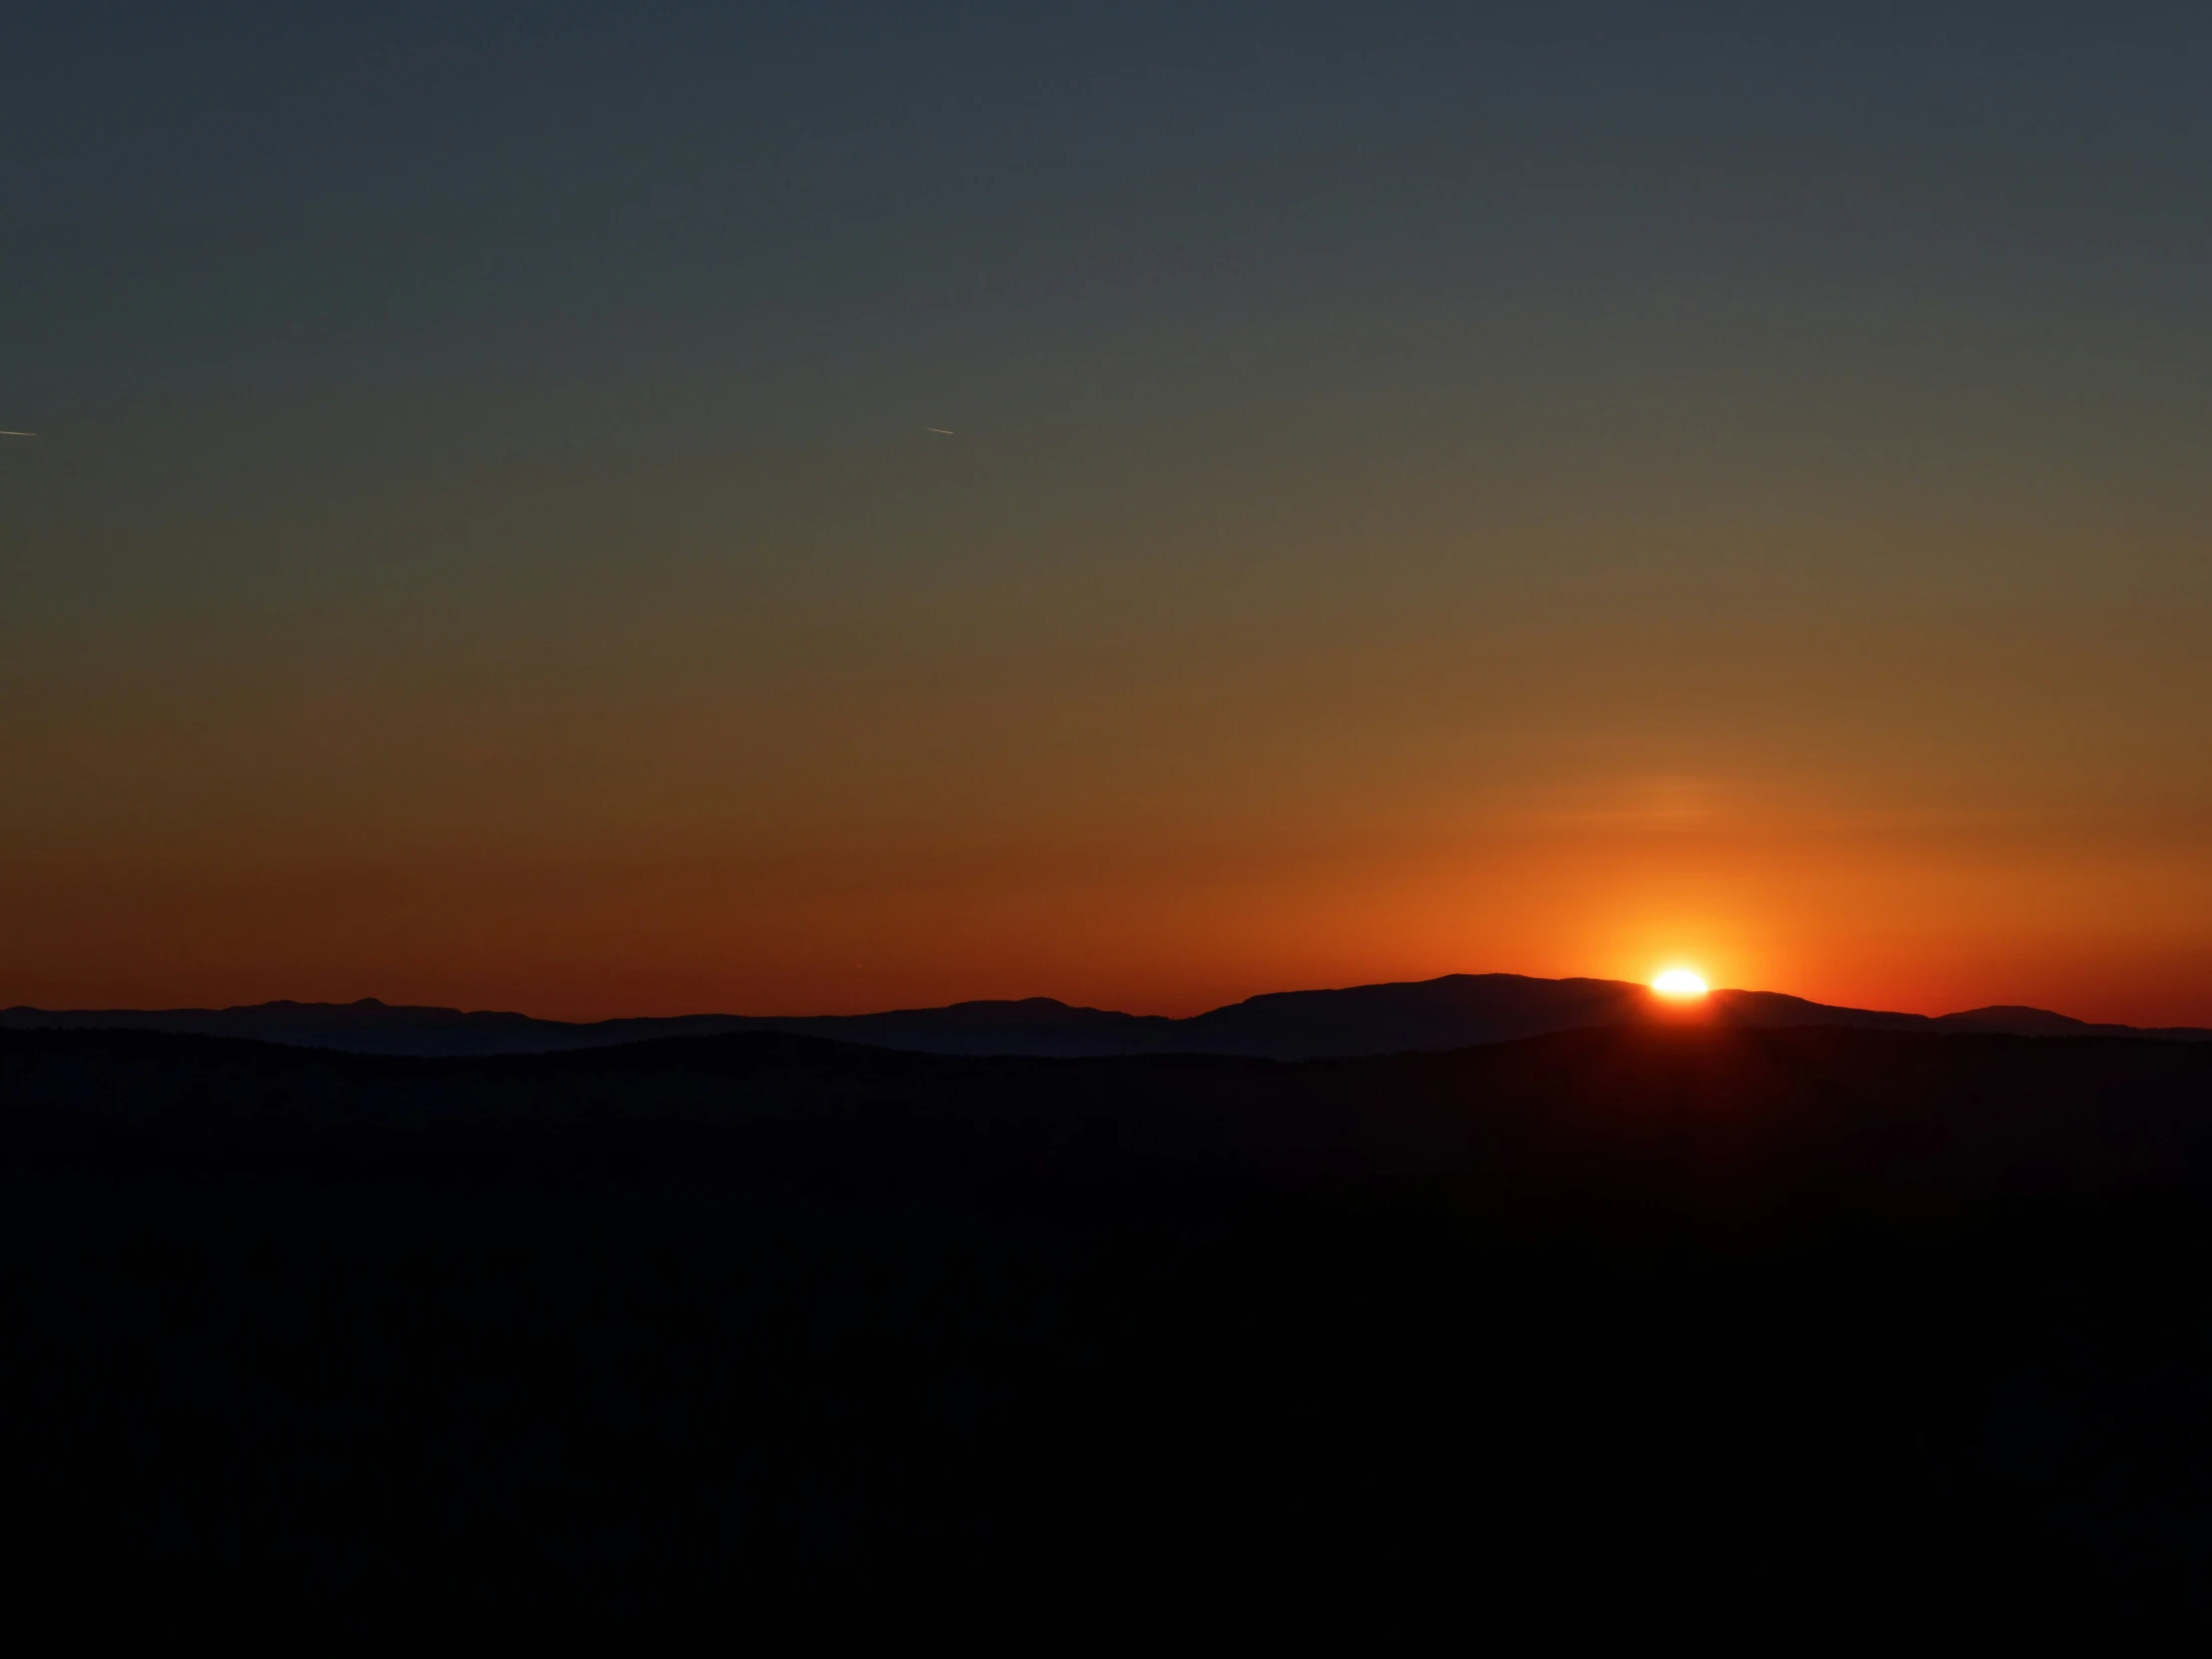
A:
[7, 1021, 2209, 1203]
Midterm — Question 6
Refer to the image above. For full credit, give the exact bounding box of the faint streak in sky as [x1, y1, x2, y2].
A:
[924, 427, 953, 435]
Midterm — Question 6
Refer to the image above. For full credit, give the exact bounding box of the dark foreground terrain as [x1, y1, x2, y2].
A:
[6, 1024, 2211, 1614]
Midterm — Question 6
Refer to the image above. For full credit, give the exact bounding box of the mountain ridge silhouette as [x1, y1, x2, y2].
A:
[7, 972, 2207, 1058]
[8, 1016, 2211, 1590]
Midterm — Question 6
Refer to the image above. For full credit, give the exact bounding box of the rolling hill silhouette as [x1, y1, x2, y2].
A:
[7, 971, 2206, 1057]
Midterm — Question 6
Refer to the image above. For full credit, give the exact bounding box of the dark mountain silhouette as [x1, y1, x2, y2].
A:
[7, 972, 2206, 1058]
[1932, 1003, 2184, 1037]
[6, 1020, 2211, 1601]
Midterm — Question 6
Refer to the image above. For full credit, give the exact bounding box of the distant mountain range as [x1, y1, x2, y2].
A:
[6, 973, 2208, 1059]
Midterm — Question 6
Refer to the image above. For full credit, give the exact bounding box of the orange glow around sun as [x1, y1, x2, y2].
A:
[1653, 968, 1709, 997]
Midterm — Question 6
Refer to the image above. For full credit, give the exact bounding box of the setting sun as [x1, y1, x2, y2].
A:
[1653, 968, 1709, 997]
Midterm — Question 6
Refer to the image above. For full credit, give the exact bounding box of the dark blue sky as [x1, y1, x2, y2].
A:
[13, 3, 2209, 452]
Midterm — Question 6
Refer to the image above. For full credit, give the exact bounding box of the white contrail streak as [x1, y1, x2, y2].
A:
[0, 430, 35, 437]
[924, 427, 953, 435]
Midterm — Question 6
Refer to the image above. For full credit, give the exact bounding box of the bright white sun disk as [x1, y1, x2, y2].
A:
[1653, 968, 1709, 997]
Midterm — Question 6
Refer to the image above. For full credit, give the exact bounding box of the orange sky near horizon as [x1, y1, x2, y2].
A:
[8, 446, 2208, 1025]
[9, 632, 2209, 1025]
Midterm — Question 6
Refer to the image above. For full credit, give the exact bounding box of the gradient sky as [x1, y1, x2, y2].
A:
[6, 2, 2211, 1022]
